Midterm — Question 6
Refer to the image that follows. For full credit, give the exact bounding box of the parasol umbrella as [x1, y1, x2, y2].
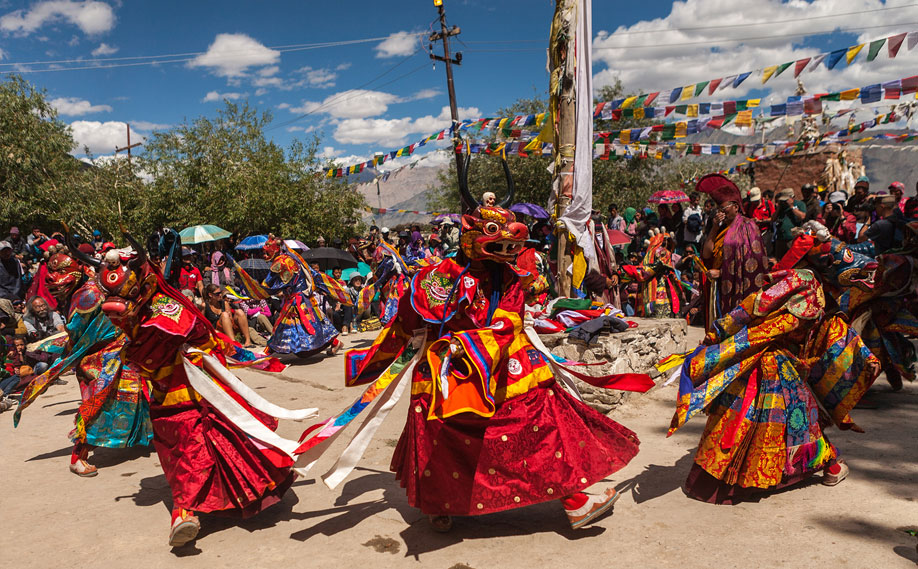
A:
[235, 234, 268, 251]
[302, 247, 358, 271]
[432, 213, 461, 224]
[284, 239, 309, 251]
[606, 229, 632, 246]
[335, 262, 373, 282]
[647, 190, 690, 205]
[179, 224, 232, 244]
[510, 203, 550, 219]
[237, 257, 271, 282]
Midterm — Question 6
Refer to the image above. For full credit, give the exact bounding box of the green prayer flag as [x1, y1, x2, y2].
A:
[736, 101, 748, 111]
[694, 81, 709, 96]
[675, 104, 688, 114]
[721, 113, 738, 126]
[661, 124, 676, 141]
[774, 61, 792, 78]
[634, 94, 648, 107]
[867, 38, 886, 62]
[729, 145, 738, 155]
[822, 92, 841, 101]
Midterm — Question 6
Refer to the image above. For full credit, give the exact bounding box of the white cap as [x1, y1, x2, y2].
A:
[381, 227, 390, 233]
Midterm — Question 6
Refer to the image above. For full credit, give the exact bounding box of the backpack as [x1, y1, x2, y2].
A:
[685, 213, 703, 234]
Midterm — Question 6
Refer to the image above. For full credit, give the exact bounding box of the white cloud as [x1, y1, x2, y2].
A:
[592, 0, 918, 103]
[374, 31, 419, 58]
[288, 87, 444, 120]
[298, 65, 338, 88]
[0, 1, 115, 35]
[188, 33, 280, 77]
[91, 42, 117, 56]
[252, 76, 283, 88]
[276, 102, 290, 109]
[335, 62, 352, 71]
[408, 88, 440, 101]
[130, 120, 169, 131]
[333, 105, 479, 147]
[257, 65, 279, 77]
[50, 96, 112, 116]
[290, 89, 401, 119]
[202, 90, 245, 102]
[69, 120, 145, 155]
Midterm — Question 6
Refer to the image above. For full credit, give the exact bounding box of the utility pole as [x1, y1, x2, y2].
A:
[429, 0, 468, 212]
[114, 123, 142, 166]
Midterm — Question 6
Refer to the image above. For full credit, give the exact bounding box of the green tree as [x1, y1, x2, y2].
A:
[139, 100, 366, 241]
[0, 75, 82, 228]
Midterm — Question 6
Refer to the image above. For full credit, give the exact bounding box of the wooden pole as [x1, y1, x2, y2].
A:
[549, 0, 577, 297]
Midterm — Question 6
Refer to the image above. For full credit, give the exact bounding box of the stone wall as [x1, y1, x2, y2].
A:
[540, 318, 690, 413]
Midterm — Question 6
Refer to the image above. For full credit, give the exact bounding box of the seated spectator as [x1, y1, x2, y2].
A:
[178, 247, 205, 298]
[206, 251, 233, 287]
[0, 240, 24, 300]
[7, 227, 27, 260]
[238, 296, 273, 337]
[202, 284, 254, 347]
[2, 335, 53, 396]
[23, 296, 65, 342]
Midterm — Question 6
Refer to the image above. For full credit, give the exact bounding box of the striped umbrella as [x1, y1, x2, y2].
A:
[179, 224, 232, 244]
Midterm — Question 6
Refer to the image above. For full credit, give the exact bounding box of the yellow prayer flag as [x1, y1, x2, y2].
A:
[497, 118, 510, 129]
[747, 99, 760, 108]
[686, 104, 698, 117]
[681, 86, 693, 101]
[846, 44, 864, 65]
[535, 113, 545, 126]
[840, 88, 860, 100]
[523, 138, 542, 152]
[762, 65, 778, 84]
[620, 129, 631, 144]
[675, 122, 687, 138]
[621, 96, 638, 109]
[654, 150, 663, 160]
[736, 110, 753, 127]
[633, 107, 645, 119]
[674, 142, 686, 151]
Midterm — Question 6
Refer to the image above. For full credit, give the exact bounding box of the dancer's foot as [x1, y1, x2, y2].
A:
[428, 515, 453, 533]
[327, 339, 342, 356]
[169, 509, 200, 547]
[565, 488, 620, 530]
[822, 460, 849, 486]
[69, 458, 98, 477]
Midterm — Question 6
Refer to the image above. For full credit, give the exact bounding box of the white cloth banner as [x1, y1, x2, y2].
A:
[552, 0, 597, 269]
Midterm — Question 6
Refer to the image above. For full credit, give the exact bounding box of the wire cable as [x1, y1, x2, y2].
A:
[0, 33, 426, 71]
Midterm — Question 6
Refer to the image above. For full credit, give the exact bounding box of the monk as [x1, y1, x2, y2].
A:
[697, 174, 768, 331]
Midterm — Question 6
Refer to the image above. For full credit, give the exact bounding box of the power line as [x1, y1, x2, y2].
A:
[0, 33, 426, 72]
[460, 3, 918, 45]
[462, 21, 918, 53]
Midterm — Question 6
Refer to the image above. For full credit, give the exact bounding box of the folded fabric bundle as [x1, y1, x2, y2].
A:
[568, 314, 631, 344]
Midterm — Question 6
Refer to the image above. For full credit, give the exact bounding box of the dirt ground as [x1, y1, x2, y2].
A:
[2, 329, 916, 568]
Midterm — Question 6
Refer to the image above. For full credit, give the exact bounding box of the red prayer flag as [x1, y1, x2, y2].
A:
[644, 92, 659, 106]
[888, 32, 907, 58]
[902, 76, 918, 94]
[794, 58, 811, 78]
[707, 78, 722, 95]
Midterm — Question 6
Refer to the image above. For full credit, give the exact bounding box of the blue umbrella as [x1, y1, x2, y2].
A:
[235, 234, 269, 251]
[510, 203, 550, 219]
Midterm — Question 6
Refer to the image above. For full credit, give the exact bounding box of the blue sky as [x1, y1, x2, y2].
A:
[1, 0, 916, 168]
